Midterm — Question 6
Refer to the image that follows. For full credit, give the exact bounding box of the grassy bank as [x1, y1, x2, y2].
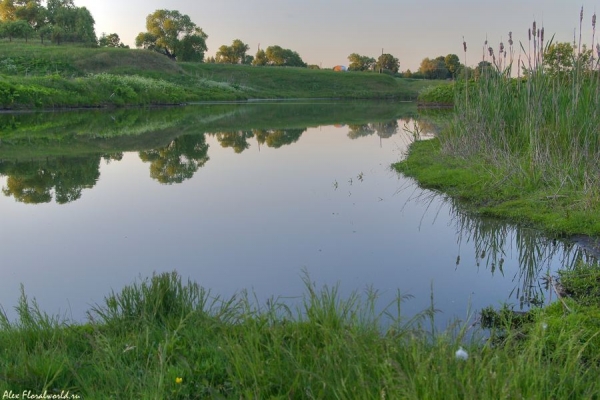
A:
[396, 15, 600, 238]
[1, 271, 599, 399]
[395, 138, 600, 237]
[0, 41, 442, 109]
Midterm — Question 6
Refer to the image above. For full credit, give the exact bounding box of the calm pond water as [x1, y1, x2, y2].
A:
[0, 102, 593, 327]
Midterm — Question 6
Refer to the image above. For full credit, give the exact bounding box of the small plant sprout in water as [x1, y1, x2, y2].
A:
[333, 179, 338, 190]
[357, 172, 364, 182]
[455, 346, 468, 360]
[402, 121, 422, 143]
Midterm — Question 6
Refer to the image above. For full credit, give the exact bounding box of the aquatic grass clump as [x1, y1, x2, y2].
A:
[444, 10, 600, 210]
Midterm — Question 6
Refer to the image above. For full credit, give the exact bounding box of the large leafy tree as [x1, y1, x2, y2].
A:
[418, 56, 450, 79]
[444, 54, 461, 78]
[376, 53, 399, 74]
[14, 0, 44, 29]
[263, 45, 306, 67]
[347, 53, 375, 71]
[252, 49, 267, 66]
[135, 9, 208, 62]
[44, 0, 96, 44]
[216, 39, 249, 64]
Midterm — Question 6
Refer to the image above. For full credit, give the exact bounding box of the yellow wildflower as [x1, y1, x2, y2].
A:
[175, 377, 183, 384]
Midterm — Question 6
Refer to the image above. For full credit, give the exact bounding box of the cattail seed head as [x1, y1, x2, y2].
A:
[463, 37, 467, 53]
[528, 28, 531, 41]
[533, 21, 536, 34]
[508, 32, 513, 46]
[580, 6, 584, 23]
[541, 27, 544, 42]
[593, 13, 597, 29]
[488, 47, 494, 56]
[596, 43, 600, 58]
[499, 42, 505, 53]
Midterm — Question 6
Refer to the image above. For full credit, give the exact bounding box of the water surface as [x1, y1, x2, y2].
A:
[0, 102, 592, 326]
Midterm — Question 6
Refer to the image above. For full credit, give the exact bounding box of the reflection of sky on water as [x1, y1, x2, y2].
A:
[0, 120, 586, 328]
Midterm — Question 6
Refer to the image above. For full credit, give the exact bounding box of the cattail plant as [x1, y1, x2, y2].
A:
[443, 9, 600, 210]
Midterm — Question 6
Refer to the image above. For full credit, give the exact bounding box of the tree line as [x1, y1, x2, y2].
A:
[0, 0, 96, 44]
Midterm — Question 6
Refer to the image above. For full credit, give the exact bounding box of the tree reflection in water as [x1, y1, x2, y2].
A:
[0, 155, 112, 204]
[138, 134, 209, 184]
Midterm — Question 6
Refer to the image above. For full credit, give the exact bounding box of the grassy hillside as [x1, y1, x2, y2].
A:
[0, 40, 443, 109]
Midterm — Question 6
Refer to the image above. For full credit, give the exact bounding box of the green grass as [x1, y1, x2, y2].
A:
[1, 270, 599, 399]
[0, 40, 443, 109]
[395, 15, 600, 238]
[395, 138, 600, 236]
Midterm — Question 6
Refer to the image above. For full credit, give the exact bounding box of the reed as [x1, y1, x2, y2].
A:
[443, 10, 600, 209]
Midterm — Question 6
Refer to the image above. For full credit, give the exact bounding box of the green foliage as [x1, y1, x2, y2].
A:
[216, 39, 249, 64]
[348, 52, 375, 71]
[263, 45, 306, 67]
[1, 271, 600, 398]
[418, 82, 455, 105]
[97, 32, 127, 48]
[135, 9, 207, 62]
[376, 53, 399, 73]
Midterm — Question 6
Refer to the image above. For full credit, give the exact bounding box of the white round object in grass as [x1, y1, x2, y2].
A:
[455, 347, 468, 360]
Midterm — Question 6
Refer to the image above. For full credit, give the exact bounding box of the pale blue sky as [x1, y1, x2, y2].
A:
[77, 0, 599, 71]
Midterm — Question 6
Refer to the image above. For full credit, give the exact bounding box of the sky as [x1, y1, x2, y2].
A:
[75, 0, 599, 71]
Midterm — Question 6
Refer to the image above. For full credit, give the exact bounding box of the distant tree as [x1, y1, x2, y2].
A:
[307, 64, 320, 70]
[40, 1, 96, 44]
[541, 42, 592, 78]
[230, 39, 249, 63]
[217, 39, 250, 64]
[403, 69, 413, 78]
[0, 19, 32, 41]
[243, 54, 253, 64]
[252, 48, 267, 66]
[264, 45, 306, 67]
[14, 0, 44, 29]
[376, 53, 399, 74]
[135, 9, 208, 62]
[444, 54, 461, 78]
[474, 60, 495, 79]
[418, 56, 449, 79]
[348, 53, 375, 71]
[98, 32, 127, 48]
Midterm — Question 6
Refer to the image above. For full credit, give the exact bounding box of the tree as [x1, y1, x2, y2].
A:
[541, 42, 592, 78]
[215, 40, 249, 64]
[264, 45, 306, 67]
[474, 60, 495, 80]
[0, 19, 33, 41]
[418, 56, 449, 79]
[376, 53, 399, 74]
[253, 49, 267, 66]
[348, 53, 375, 71]
[444, 54, 461, 78]
[135, 9, 208, 62]
[14, 0, 44, 29]
[98, 32, 127, 48]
